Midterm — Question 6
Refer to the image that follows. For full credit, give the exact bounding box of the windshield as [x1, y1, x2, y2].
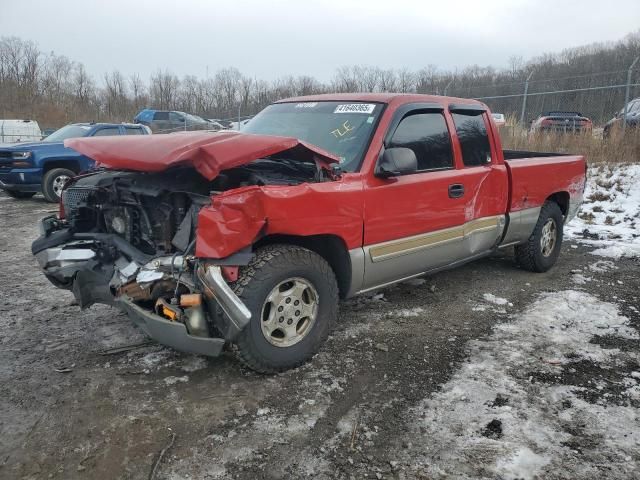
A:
[243, 101, 382, 171]
[44, 124, 91, 142]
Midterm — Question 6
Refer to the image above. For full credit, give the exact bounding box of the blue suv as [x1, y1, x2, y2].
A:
[0, 122, 150, 202]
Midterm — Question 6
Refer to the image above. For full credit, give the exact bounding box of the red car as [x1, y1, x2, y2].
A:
[32, 94, 586, 372]
[530, 111, 593, 134]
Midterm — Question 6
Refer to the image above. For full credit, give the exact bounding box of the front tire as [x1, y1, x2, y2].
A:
[233, 244, 339, 373]
[4, 190, 36, 199]
[42, 168, 75, 203]
[515, 201, 564, 272]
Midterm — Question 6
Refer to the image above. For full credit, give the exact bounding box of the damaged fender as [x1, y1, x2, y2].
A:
[195, 180, 364, 259]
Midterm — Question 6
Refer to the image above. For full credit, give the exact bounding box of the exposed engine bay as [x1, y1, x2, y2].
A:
[63, 159, 327, 256]
[33, 157, 331, 355]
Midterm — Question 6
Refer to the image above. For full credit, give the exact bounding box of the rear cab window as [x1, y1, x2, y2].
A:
[125, 127, 144, 135]
[388, 112, 454, 172]
[451, 111, 492, 167]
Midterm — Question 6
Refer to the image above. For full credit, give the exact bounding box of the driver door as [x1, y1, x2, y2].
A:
[361, 107, 468, 290]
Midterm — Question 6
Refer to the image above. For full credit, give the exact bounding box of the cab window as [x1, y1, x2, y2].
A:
[451, 112, 492, 167]
[93, 127, 121, 137]
[388, 112, 454, 171]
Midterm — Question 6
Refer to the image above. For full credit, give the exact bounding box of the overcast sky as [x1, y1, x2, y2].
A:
[1, 0, 639, 82]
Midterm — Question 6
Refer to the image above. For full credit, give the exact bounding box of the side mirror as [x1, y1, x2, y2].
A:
[375, 147, 418, 178]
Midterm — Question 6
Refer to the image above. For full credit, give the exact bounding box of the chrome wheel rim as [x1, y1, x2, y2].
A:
[540, 218, 557, 257]
[260, 277, 319, 347]
[52, 175, 70, 198]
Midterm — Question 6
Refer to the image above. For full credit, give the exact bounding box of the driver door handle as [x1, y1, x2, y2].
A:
[448, 183, 465, 199]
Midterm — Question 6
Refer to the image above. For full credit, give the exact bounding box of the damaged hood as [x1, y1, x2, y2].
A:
[65, 131, 340, 180]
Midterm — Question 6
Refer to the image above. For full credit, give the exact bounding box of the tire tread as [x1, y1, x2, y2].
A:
[232, 244, 338, 373]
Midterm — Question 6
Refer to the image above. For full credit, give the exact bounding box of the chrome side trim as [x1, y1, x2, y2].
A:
[499, 207, 541, 246]
[360, 215, 505, 292]
[368, 215, 503, 263]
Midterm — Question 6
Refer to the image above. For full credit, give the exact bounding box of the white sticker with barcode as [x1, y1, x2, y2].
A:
[334, 104, 376, 114]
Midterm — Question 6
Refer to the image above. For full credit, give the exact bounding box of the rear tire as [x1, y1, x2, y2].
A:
[233, 244, 339, 373]
[4, 190, 36, 199]
[515, 201, 564, 272]
[42, 168, 75, 203]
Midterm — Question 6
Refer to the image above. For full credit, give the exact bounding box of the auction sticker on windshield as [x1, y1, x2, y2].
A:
[334, 104, 376, 114]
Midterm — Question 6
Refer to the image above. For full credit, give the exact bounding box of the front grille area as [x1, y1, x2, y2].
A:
[62, 187, 93, 217]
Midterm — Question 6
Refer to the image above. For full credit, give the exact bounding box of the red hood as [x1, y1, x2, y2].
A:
[65, 131, 339, 180]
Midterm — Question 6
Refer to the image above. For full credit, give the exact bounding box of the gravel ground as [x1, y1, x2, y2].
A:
[1, 191, 638, 480]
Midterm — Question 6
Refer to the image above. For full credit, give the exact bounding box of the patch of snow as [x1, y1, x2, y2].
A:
[403, 278, 427, 287]
[571, 273, 592, 285]
[137, 349, 175, 370]
[179, 356, 208, 372]
[398, 290, 639, 479]
[565, 164, 640, 258]
[590, 241, 640, 259]
[589, 259, 617, 273]
[482, 293, 513, 307]
[163, 375, 189, 386]
[392, 307, 425, 317]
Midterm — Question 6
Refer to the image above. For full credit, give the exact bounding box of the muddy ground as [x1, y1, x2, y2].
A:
[1, 191, 638, 480]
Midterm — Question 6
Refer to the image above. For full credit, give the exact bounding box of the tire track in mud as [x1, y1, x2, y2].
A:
[185, 265, 524, 479]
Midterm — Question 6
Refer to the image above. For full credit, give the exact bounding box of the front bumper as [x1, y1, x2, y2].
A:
[32, 217, 251, 357]
[118, 298, 225, 356]
[0, 168, 42, 192]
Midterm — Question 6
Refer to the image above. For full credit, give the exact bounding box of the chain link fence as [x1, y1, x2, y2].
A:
[444, 58, 640, 131]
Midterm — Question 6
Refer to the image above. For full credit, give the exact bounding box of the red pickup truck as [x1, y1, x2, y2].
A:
[32, 94, 586, 373]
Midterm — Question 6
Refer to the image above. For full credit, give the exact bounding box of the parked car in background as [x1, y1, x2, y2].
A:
[530, 111, 592, 134]
[0, 119, 42, 143]
[134, 109, 214, 133]
[33, 94, 586, 372]
[206, 119, 226, 130]
[41, 128, 56, 138]
[491, 113, 506, 127]
[603, 97, 640, 138]
[0, 122, 150, 202]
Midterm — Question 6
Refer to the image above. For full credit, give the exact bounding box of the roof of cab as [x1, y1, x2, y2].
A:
[276, 92, 485, 107]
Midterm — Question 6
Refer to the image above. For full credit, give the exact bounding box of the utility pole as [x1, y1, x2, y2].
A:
[623, 56, 639, 133]
[443, 79, 453, 96]
[519, 70, 535, 127]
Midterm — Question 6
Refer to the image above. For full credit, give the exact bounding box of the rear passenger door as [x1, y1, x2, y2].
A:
[362, 105, 468, 290]
[152, 111, 170, 132]
[168, 112, 186, 131]
[448, 106, 509, 256]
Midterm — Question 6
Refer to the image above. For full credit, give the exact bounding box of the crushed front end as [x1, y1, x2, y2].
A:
[31, 168, 254, 357]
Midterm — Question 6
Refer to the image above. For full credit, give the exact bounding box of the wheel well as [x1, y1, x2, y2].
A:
[254, 234, 352, 299]
[547, 191, 569, 216]
[43, 160, 81, 174]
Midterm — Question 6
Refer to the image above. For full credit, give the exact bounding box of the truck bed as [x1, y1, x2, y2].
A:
[503, 149, 570, 160]
[504, 153, 586, 219]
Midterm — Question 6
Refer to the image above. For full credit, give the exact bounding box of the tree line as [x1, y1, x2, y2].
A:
[1, 31, 638, 128]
